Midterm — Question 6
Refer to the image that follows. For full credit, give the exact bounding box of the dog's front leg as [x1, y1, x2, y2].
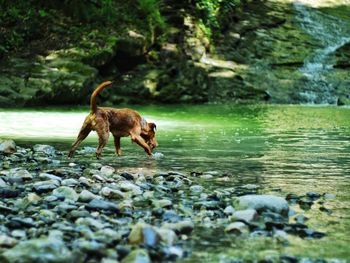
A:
[113, 136, 122, 156]
[68, 124, 91, 158]
[131, 134, 152, 156]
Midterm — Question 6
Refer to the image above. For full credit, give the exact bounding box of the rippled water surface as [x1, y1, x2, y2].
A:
[1, 105, 350, 261]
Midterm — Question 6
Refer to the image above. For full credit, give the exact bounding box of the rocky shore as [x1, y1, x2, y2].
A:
[0, 140, 337, 262]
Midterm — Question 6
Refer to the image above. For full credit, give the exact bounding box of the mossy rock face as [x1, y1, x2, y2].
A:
[0, 56, 97, 107]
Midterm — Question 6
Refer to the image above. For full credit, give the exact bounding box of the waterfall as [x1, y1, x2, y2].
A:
[293, 1, 350, 104]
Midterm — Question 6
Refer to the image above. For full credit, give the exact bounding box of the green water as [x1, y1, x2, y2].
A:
[1, 104, 350, 261]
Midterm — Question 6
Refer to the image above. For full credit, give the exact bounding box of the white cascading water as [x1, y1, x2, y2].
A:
[293, 1, 350, 104]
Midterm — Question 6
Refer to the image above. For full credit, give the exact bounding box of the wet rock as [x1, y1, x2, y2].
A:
[236, 194, 289, 216]
[33, 180, 60, 194]
[119, 181, 142, 195]
[121, 249, 151, 263]
[162, 220, 194, 234]
[297, 228, 326, 239]
[78, 177, 93, 187]
[306, 192, 321, 201]
[298, 198, 313, 210]
[7, 217, 36, 228]
[85, 199, 120, 213]
[100, 187, 125, 200]
[190, 185, 204, 193]
[0, 234, 17, 247]
[162, 246, 184, 260]
[76, 217, 106, 230]
[39, 173, 62, 182]
[225, 222, 249, 235]
[39, 209, 57, 223]
[3, 234, 77, 263]
[0, 188, 20, 198]
[230, 209, 258, 223]
[11, 229, 27, 239]
[224, 205, 235, 215]
[294, 215, 308, 224]
[100, 166, 115, 176]
[72, 239, 106, 253]
[61, 178, 79, 187]
[274, 230, 289, 244]
[128, 222, 159, 247]
[53, 186, 79, 201]
[0, 177, 7, 187]
[120, 172, 134, 181]
[156, 228, 178, 246]
[78, 190, 100, 202]
[8, 168, 33, 182]
[153, 199, 172, 209]
[0, 140, 17, 154]
[95, 228, 122, 244]
[33, 144, 56, 156]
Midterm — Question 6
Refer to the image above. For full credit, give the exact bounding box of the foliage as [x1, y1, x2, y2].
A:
[137, 0, 167, 43]
[194, 0, 241, 31]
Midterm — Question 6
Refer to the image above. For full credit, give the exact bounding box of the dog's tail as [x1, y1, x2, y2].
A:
[90, 81, 113, 113]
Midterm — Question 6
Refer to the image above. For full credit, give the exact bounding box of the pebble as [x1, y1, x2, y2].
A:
[86, 199, 120, 213]
[100, 166, 115, 176]
[225, 222, 249, 235]
[0, 141, 333, 262]
[100, 187, 126, 200]
[231, 209, 258, 223]
[52, 186, 79, 201]
[0, 140, 17, 154]
[236, 194, 289, 216]
[78, 190, 100, 202]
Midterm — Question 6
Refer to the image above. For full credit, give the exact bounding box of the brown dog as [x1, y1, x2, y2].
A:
[68, 81, 158, 159]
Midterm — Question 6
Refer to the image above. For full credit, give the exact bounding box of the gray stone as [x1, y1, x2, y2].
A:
[0, 178, 7, 187]
[33, 180, 60, 194]
[224, 205, 235, 215]
[0, 140, 16, 154]
[33, 144, 56, 156]
[86, 199, 119, 213]
[78, 190, 99, 202]
[100, 187, 125, 200]
[152, 199, 172, 208]
[156, 228, 178, 246]
[190, 185, 204, 193]
[119, 181, 142, 195]
[121, 249, 151, 263]
[128, 222, 159, 247]
[231, 209, 258, 223]
[100, 166, 115, 176]
[225, 222, 249, 235]
[72, 239, 106, 253]
[53, 186, 78, 201]
[2, 235, 74, 263]
[236, 195, 289, 216]
[39, 173, 62, 182]
[75, 217, 106, 230]
[8, 168, 33, 181]
[61, 178, 79, 187]
[0, 234, 17, 247]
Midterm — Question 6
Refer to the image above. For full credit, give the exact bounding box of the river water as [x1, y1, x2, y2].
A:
[0, 105, 350, 261]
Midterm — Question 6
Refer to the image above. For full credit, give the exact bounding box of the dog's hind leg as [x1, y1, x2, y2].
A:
[68, 124, 91, 158]
[95, 125, 110, 159]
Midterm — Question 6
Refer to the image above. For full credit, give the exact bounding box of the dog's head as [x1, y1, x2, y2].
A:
[141, 122, 158, 151]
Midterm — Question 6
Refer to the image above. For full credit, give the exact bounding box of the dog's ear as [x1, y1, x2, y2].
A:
[149, 122, 157, 131]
